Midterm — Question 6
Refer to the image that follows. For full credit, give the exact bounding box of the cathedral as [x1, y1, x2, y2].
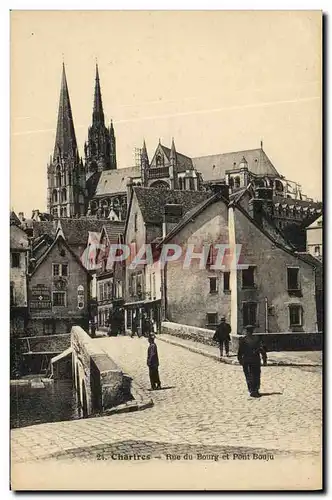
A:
[46, 63, 322, 236]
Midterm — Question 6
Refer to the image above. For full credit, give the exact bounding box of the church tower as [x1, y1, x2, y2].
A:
[84, 64, 117, 173]
[47, 64, 86, 218]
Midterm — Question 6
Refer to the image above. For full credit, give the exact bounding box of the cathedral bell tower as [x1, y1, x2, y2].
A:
[84, 64, 117, 174]
[47, 64, 86, 218]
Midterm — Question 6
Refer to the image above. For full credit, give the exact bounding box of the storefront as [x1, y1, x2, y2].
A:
[124, 299, 161, 335]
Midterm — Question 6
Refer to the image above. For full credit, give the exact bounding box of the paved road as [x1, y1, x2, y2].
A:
[11, 335, 322, 464]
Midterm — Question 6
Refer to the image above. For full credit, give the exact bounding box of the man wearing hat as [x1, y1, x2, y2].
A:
[213, 316, 231, 358]
[237, 325, 267, 398]
[147, 334, 161, 390]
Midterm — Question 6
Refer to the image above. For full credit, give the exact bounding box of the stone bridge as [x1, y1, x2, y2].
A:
[71, 326, 132, 416]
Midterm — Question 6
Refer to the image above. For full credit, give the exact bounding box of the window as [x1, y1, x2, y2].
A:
[61, 188, 67, 203]
[242, 266, 255, 288]
[134, 213, 138, 232]
[243, 302, 257, 327]
[43, 320, 55, 335]
[287, 267, 300, 291]
[52, 189, 58, 203]
[99, 284, 104, 302]
[10, 282, 15, 305]
[314, 246, 321, 257]
[235, 176, 241, 188]
[179, 177, 184, 190]
[289, 305, 303, 327]
[156, 155, 163, 167]
[223, 272, 230, 292]
[52, 292, 66, 307]
[52, 263, 68, 277]
[229, 177, 234, 188]
[209, 277, 218, 294]
[206, 313, 218, 326]
[11, 252, 20, 268]
[126, 310, 132, 329]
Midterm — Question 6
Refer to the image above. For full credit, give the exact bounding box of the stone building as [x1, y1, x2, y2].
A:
[27, 225, 92, 336]
[94, 221, 125, 329]
[306, 215, 323, 260]
[123, 187, 211, 333]
[157, 186, 319, 333]
[10, 214, 29, 336]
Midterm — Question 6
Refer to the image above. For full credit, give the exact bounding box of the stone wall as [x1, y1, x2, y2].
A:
[161, 321, 323, 352]
[71, 326, 131, 416]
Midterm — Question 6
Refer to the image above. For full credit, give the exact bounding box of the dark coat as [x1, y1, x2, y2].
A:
[147, 343, 159, 367]
[237, 335, 267, 365]
[213, 322, 231, 343]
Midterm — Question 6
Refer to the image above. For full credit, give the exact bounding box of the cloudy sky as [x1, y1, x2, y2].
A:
[11, 10, 322, 216]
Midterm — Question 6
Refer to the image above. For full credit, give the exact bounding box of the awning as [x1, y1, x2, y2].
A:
[124, 299, 161, 308]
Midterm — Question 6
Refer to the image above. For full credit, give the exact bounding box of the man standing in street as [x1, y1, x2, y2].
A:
[213, 316, 231, 358]
[147, 334, 161, 390]
[237, 325, 267, 398]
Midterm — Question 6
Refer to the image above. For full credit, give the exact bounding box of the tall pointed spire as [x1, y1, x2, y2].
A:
[93, 63, 105, 125]
[54, 63, 77, 159]
[170, 137, 176, 160]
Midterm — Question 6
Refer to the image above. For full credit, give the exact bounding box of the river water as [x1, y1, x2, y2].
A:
[10, 380, 82, 429]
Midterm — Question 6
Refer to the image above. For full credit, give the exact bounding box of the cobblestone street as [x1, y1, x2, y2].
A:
[11, 335, 322, 466]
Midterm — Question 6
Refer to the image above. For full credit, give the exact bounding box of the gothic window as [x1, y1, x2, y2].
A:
[156, 155, 163, 167]
[234, 176, 241, 188]
[113, 198, 120, 207]
[275, 179, 283, 193]
[61, 188, 67, 203]
[56, 166, 62, 187]
[52, 189, 58, 203]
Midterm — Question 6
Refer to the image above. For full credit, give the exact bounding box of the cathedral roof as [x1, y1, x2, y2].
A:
[192, 148, 280, 181]
[133, 187, 211, 225]
[53, 64, 78, 159]
[158, 144, 193, 172]
[94, 166, 141, 197]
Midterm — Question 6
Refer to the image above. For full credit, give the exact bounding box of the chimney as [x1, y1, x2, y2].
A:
[210, 183, 229, 201]
[126, 177, 134, 208]
[162, 204, 183, 238]
[249, 187, 273, 224]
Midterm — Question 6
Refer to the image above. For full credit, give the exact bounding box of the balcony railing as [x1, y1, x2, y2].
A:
[148, 166, 169, 179]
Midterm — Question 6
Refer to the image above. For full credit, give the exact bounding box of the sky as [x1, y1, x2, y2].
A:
[11, 10, 322, 216]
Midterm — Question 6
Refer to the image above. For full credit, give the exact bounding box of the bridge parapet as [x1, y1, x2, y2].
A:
[71, 326, 131, 416]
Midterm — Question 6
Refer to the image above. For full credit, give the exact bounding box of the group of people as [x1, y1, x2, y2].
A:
[213, 317, 267, 398]
[131, 312, 155, 338]
[107, 307, 124, 337]
[144, 317, 267, 398]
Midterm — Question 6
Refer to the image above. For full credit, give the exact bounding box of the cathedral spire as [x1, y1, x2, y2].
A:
[93, 63, 105, 125]
[54, 63, 77, 159]
[170, 137, 176, 161]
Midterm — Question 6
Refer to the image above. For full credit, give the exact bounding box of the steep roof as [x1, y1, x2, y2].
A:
[102, 221, 125, 244]
[54, 64, 78, 159]
[10, 224, 29, 250]
[10, 211, 21, 226]
[133, 187, 211, 225]
[94, 166, 141, 197]
[31, 233, 91, 277]
[159, 144, 193, 172]
[307, 215, 323, 229]
[192, 148, 280, 181]
[32, 218, 109, 247]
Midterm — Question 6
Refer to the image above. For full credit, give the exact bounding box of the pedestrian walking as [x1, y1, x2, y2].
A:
[147, 334, 161, 390]
[131, 313, 139, 338]
[142, 312, 153, 338]
[213, 316, 231, 358]
[237, 325, 267, 398]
